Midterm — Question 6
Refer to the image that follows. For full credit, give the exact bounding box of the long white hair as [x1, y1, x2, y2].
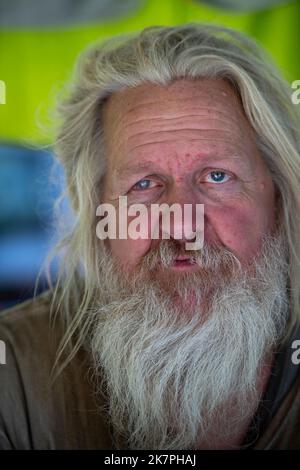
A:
[49, 23, 300, 375]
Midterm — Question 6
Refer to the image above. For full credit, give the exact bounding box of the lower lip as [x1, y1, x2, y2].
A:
[170, 260, 199, 271]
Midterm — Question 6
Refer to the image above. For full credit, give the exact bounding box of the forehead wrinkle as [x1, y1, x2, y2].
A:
[122, 107, 245, 133]
[127, 135, 252, 156]
[109, 90, 248, 131]
[105, 83, 252, 158]
[117, 113, 252, 158]
[126, 127, 245, 145]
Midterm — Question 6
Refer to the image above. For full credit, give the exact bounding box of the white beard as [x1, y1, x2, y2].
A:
[89, 232, 288, 450]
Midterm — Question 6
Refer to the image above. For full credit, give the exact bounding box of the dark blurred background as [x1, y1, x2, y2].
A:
[0, 0, 299, 310]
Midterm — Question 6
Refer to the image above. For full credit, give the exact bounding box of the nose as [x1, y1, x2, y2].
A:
[151, 188, 204, 251]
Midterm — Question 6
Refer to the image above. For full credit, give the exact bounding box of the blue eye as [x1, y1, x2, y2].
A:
[132, 179, 153, 190]
[206, 171, 230, 184]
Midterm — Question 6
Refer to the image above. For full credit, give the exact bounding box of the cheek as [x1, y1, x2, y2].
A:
[101, 194, 153, 271]
[109, 238, 151, 272]
[208, 197, 276, 263]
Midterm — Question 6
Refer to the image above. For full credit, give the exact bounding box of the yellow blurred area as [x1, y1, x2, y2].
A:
[0, 0, 299, 143]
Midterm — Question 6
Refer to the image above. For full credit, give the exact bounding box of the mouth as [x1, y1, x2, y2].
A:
[171, 256, 198, 271]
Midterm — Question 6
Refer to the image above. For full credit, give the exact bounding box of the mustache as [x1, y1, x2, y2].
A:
[142, 239, 242, 272]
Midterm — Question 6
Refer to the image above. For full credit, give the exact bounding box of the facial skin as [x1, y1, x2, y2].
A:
[102, 78, 276, 272]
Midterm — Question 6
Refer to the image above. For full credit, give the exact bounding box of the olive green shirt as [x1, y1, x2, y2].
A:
[0, 291, 299, 449]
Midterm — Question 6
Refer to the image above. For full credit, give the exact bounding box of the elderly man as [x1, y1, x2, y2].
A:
[1, 23, 300, 450]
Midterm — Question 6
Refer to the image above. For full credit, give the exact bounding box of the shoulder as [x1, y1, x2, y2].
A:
[0, 291, 113, 449]
[0, 290, 59, 369]
[0, 290, 53, 334]
[0, 291, 56, 448]
[256, 368, 300, 449]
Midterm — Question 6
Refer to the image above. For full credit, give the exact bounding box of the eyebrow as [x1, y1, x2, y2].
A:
[115, 162, 162, 181]
[114, 153, 247, 182]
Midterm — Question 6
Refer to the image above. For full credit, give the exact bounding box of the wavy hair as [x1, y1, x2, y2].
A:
[49, 23, 300, 376]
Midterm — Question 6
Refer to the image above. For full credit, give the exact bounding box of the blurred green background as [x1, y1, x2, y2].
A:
[0, 0, 300, 143]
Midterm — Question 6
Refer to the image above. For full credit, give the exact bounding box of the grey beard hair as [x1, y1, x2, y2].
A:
[89, 231, 289, 450]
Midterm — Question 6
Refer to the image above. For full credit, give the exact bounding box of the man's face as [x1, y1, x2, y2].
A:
[94, 79, 288, 449]
[102, 78, 276, 271]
